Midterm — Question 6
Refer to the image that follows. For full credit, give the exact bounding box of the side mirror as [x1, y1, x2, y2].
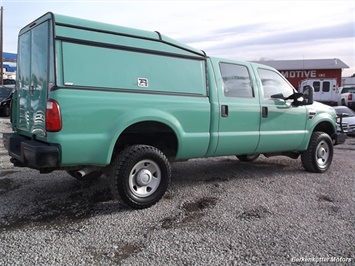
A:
[271, 93, 285, 100]
[302, 85, 314, 105]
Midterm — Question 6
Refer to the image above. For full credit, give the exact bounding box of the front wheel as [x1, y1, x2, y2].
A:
[301, 132, 333, 173]
[109, 145, 171, 209]
[1, 105, 10, 117]
[3, 105, 10, 117]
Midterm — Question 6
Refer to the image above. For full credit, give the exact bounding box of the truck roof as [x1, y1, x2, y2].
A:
[19, 12, 206, 59]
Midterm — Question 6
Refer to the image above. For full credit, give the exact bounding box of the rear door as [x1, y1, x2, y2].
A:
[312, 80, 322, 101]
[318, 80, 331, 102]
[309, 79, 336, 102]
[212, 60, 261, 156]
[16, 18, 53, 140]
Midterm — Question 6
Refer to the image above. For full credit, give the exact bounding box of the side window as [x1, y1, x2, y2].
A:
[323, 81, 330, 92]
[258, 68, 294, 99]
[313, 81, 320, 92]
[219, 63, 253, 98]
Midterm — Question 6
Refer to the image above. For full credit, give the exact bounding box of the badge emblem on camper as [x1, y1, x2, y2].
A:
[138, 78, 148, 88]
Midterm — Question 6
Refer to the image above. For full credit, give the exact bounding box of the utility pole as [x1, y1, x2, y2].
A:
[0, 6, 3, 85]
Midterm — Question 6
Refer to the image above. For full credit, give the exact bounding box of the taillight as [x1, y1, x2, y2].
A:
[46, 99, 62, 132]
[348, 94, 353, 101]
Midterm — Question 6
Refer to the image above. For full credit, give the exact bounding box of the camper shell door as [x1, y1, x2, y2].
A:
[15, 13, 55, 141]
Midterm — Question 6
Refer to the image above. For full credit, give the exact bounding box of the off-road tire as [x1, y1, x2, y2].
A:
[237, 154, 260, 162]
[301, 132, 333, 173]
[109, 145, 171, 209]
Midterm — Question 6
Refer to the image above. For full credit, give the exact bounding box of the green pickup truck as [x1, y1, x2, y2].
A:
[3, 13, 346, 208]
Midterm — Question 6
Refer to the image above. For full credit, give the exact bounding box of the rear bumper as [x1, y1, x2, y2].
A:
[333, 132, 347, 145]
[2, 133, 60, 169]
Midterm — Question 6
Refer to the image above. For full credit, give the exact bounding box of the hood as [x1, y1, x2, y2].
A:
[313, 101, 336, 112]
[310, 101, 337, 121]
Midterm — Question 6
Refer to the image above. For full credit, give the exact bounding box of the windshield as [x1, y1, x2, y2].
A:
[342, 87, 355, 93]
[0, 87, 13, 97]
[334, 107, 355, 117]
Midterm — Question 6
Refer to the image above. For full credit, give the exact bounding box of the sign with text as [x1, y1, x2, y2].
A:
[279, 69, 341, 89]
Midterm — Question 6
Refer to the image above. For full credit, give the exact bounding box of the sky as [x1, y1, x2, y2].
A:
[1, 0, 355, 77]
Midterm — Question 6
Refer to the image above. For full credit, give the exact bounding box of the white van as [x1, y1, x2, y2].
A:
[299, 78, 338, 106]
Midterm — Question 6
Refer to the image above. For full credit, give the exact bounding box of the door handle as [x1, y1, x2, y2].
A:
[262, 106, 268, 118]
[221, 105, 229, 117]
[30, 84, 35, 96]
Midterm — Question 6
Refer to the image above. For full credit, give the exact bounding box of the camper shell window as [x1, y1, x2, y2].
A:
[61, 42, 207, 96]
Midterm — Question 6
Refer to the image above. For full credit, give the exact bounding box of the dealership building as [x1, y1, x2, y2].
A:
[256, 58, 349, 89]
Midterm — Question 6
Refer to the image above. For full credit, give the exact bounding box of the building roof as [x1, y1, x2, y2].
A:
[3, 52, 17, 61]
[254, 58, 349, 70]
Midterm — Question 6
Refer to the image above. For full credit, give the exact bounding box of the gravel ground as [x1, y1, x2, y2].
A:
[1, 117, 354, 265]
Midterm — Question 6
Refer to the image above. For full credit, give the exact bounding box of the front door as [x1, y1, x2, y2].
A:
[255, 67, 308, 153]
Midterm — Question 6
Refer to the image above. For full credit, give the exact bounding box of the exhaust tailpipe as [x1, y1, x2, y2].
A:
[75, 167, 100, 178]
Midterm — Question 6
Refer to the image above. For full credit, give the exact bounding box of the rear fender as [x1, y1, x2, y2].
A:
[106, 108, 184, 163]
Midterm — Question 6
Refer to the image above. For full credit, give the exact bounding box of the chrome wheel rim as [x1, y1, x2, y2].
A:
[316, 140, 330, 169]
[129, 159, 161, 198]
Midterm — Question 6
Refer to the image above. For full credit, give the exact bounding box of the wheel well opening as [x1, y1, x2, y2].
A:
[114, 121, 178, 161]
[313, 121, 335, 137]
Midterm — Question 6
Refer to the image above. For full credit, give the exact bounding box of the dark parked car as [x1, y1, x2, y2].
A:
[0, 86, 14, 117]
[3, 79, 16, 84]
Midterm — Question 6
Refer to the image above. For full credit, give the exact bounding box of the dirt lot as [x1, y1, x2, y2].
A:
[1, 118, 354, 265]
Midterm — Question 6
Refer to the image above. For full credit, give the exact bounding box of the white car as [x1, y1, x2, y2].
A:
[333, 106, 355, 136]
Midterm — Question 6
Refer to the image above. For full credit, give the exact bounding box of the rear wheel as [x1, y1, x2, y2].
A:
[237, 154, 260, 162]
[301, 132, 333, 173]
[109, 145, 171, 209]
